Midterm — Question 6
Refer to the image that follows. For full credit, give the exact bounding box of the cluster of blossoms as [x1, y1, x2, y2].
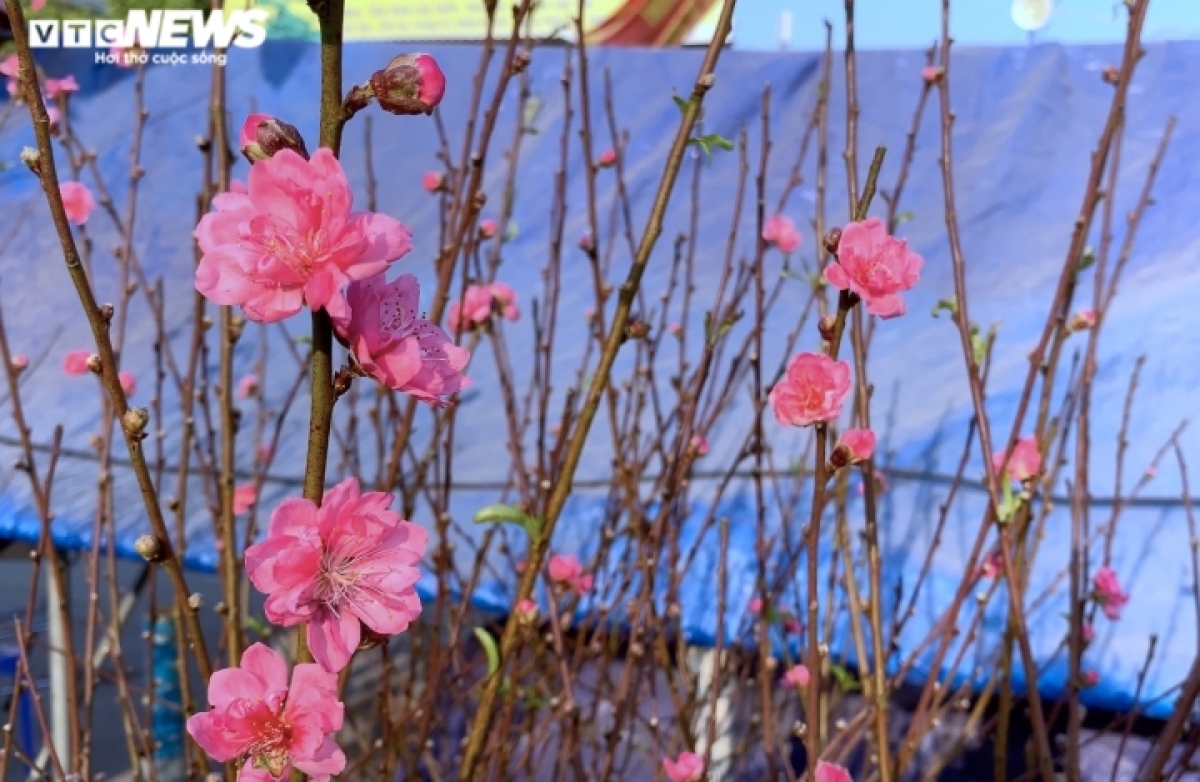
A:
[2, 54, 78, 130]
[182, 54, 455, 779]
[662, 752, 851, 782]
[447, 281, 520, 332]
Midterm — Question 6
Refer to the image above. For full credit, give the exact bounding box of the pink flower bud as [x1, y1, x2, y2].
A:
[233, 483, 257, 515]
[579, 232, 594, 251]
[782, 663, 810, 689]
[1092, 565, 1130, 621]
[118, 371, 137, 397]
[993, 435, 1041, 483]
[689, 435, 709, 457]
[237, 374, 260, 400]
[922, 65, 944, 84]
[763, 214, 801, 253]
[1081, 622, 1095, 643]
[60, 182, 95, 225]
[748, 597, 763, 615]
[422, 170, 443, 192]
[669, 322, 682, 337]
[1101, 65, 1119, 85]
[1082, 669, 1099, 687]
[239, 114, 309, 164]
[44, 75, 79, 100]
[1069, 309, 1096, 332]
[10, 354, 28, 372]
[816, 762, 853, 782]
[662, 752, 704, 782]
[830, 428, 876, 469]
[479, 218, 498, 239]
[370, 53, 446, 116]
[515, 599, 538, 622]
[597, 149, 617, 168]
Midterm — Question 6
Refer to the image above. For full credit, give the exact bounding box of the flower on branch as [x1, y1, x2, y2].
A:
[333, 273, 471, 407]
[63, 349, 91, 376]
[992, 435, 1041, 483]
[44, 75, 79, 99]
[233, 483, 258, 515]
[763, 214, 801, 253]
[447, 282, 521, 331]
[422, 171, 443, 192]
[118, 371, 137, 397]
[60, 182, 95, 225]
[769, 352, 851, 428]
[782, 663, 810, 689]
[662, 751, 704, 782]
[816, 761, 854, 782]
[186, 642, 346, 781]
[1092, 565, 1129, 621]
[369, 53, 446, 116]
[547, 554, 593, 595]
[826, 217, 923, 318]
[831, 428, 875, 469]
[239, 113, 310, 164]
[245, 477, 427, 673]
[194, 149, 412, 324]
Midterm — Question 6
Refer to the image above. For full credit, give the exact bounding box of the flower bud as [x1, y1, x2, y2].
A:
[9, 355, 27, 373]
[818, 315, 837, 342]
[515, 598, 538, 625]
[122, 407, 150, 435]
[579, 232, 594, 251]
[478, 218, 498, 239]
[830, 428, 876, 471]
[921, 65, 945, 85]
[422, 170, 443, 192]
[86, 354, 102, 374]
[239, 113, 309, 164]
[625, 319, 651, 340]
[20, 147, 40, 175]
[597, 149, 617, 168]
[370, 53, 446, 116]
[1068, 309, 1096, 332]
[134, 534, 164, 562]
[1101, 65, 1119, 85]
[823, 227, 843, 257]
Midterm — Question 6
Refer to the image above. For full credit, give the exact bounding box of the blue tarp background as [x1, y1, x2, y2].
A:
[0, 41, 1196, 722]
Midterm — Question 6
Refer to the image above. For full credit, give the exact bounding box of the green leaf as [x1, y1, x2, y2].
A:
[474, 627, 501, 676]
[245, 616, 271, 639]
[1077, 246, 1096, 273]
[673, 95, 691, 113]
[931, 297, 958, 318]
[831, 664, 861, 692]
[894, 210, 915, 226]
[996, 479, 1016, 524]
[504, 221, 519, 242]
[474, 503, 541, 538]
[687, 133, 733, 159]
[714, 311, 742, 341]
[970, 323, 989, 368]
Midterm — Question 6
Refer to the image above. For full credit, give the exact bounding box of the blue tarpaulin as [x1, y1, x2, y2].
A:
[0, 41, 1196, 722]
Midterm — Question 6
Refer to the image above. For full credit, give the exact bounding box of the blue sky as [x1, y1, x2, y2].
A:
[730, 0, 1199, 50]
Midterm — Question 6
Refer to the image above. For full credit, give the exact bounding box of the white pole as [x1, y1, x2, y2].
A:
[45, 553, 70, 765]
[687, 647, 733, 780]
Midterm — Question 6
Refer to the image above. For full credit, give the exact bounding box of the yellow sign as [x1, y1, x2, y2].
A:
[255, 0, 724, 46]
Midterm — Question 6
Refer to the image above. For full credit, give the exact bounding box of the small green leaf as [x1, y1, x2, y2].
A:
[894, 210, 915, 226]
[673, 94, 690, 113]
[474, 627, 501, 676]
[996, 478, 1016, 524]
[831, 664, 861, 692]
[703, 311, 714, 343]
[1077, 246, 1096, 273]
[245, 616, 271, 639]
[970, 323, 989, 368]
[931, 297, 958, 318]
[687, 133, 733, 159]
[504, 221, 519, 242]
[714, 311, 742, 341]
[474, 503, 541, 538]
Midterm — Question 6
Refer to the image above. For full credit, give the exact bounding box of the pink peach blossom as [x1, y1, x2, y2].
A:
[491, 283, 519, 320]
[977, 550, 1004, 580]
[782, 664, 810, 688]
[690, 435, 709, 456]
[118, 371, 136, 396]
[921, 66, 944, 84]
[45, 104, 60, 131]
[816, 761, 854, 782]
[992, 435, 1041, 483]
[478, 218, 498, 239]
[547, 554, 593, 595]
[515, 599, 538, 620]
[63, 349, 91, 376]
[579, 232, 594, 251]
[748, 597, 763, 614]
[31, 0, 45, 11]
[1093, 566, 1129, 621]
[10, 354, 27, 371]
[835, 428, 876, 465]
[60, 182, 95, 225]
[763, 214, 801, 253]
[597, 149, 617, 168]
[1070, 309, 1096, 331]
[44, 76, 78, 99]
[769, 352, 851, 428]
[334, 274, 471, 407]
[371, 53, 445, 115]
[233, 483, 257, 515]
[422, 171, 443, 192]
[0, 56, 16, 79]
[669, 322, 682, 337]
[662, 751, 704, 782]
[257, 444, 274, 462]
[245, 477, 427, 673]
[1082, 670, 1099, 687]
[194, 148, 412, 324]
[237, 374, 260, 400]
[230, 179, 248, 194]
[1082, 622, 1095, 643]
[186, 642, 345, 781]
[447, 285, 493, 332]
[826, 218, 923, 318]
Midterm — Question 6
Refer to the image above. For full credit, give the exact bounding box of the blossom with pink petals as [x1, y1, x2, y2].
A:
[748, 597, 763, 614]
[186, 642, 345, 781]
[245, 478, 427, 672]
[816, 761, 854, 782]
[662, 751, 704, 782]
[371, 53, 445, 115]
[763, 214, 801, 253]
[515, 599, 538, 621]
[233, 483, 257, 515]
[1082, 670, 1099, 687]
[783, 616, 803, 635]
[769, 352, 851, 428]
[31, 0, 45, 11]
[478, 218, 498, 239]
[60, 182, 95, 225]
[118, 371, 136, 396]
[547, 554, 593, 595]
[422, 171, 443, 192]
[194, 148, 412, 324]
[237, 374, 260, 400]
[334, 274, 471, 407]
[921, 66, 944, 84]
[690, 435, 709, 456]
[826, 218, 923, 318]
[992, 435, 1041, 483]
[977, 550, 1004, 580]
[782, 664, 810, 689]
[10, 355, 27, 372]
[44, 76, 79, 99]
[1070, 309, 1096, 332]
[447, 283, 520, 331]
[833, 428, 875, 469]
[239, 114, 308, 164]
[63, 349, 91, 376]
[0, 56, 16, 78]
[1092, 566, 1129, 621]
[597, 149, 617, 168]
[579, 232, 593, 251]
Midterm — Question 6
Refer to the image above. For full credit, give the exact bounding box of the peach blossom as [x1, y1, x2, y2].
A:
[1070, 309, 1096, 331]
[237, 374, 260, 400]
[690, 435, 709, 456]
[992, 435, 1041, 483]
[769, 352, 851, 427]
[44, 75, 78, 99]
[547, 554, 593, 595]
[597, 149, 617, 168]
[515, 599, 537, 620]
[233, 483, 257, 515]
[748, 597, 763, 614]
[833, 428, 875, 467]
[816, 761, 854, 782]
[763, 214, 801, 253]
[921, 66, 944, 84]
[118, 371, 136, 396]
[827, 218, 923, 318]
[782, 664, 810, 688]
[478, 218, 499, 239]
[579, 232, 593, 251]
[422, 171, 443, 192]
[1093, 566, 1129, 621]
[63, 349, 91, 376]
[60, 182, 95, 225]
[10, 354, 27, 371]
[662, 751, 704, 782]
